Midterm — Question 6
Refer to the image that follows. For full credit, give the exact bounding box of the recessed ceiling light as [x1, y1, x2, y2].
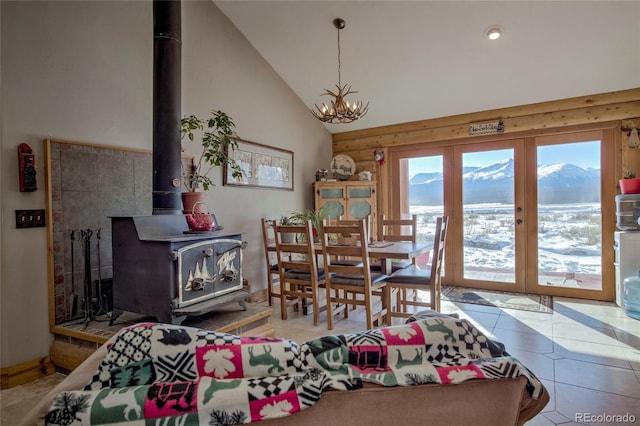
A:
[486, 27, 502, 40]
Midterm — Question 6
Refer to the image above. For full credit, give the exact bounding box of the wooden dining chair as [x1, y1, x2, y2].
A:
[329, 215, 371, 267]
[384, 216, 449, 323]
[261, 218, 282, 306]
[371, 214, 418, 272]
[320, 218, 388, 330]
[274, 220, 326, 326]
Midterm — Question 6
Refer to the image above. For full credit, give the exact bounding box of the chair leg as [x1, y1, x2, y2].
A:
[432, 282, 441, 312]
[396, 289, 404, 313]
[267, 272, 274, 306]
[312, 289, 319, 326]
[280, 281, 288, 320]
[325, 284, 333, 330]
[344, 289, 350, 319]
[363, 291, 373, 330]
[384, 285, 392, 325]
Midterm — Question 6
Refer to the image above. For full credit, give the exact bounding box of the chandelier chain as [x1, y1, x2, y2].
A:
[310, 17, 369, 124]
[337, 25, 341, 88]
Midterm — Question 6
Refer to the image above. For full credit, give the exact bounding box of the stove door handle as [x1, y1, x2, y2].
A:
[203, 248, 214, 257]
[216, 241, 248, 256]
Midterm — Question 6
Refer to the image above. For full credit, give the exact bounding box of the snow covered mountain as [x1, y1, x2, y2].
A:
[409, 159, 600, 205]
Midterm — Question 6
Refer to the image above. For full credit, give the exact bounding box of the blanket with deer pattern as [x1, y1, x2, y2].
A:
[44, 313, 544, 425]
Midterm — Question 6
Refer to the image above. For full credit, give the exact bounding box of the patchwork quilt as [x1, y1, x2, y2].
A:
[44, 313, 544, 425]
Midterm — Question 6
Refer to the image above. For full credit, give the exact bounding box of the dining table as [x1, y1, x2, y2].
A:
[267, 240, 431, 275]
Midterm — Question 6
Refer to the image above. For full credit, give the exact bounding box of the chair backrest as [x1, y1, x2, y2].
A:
[430, 216, 449, 289]
[335, 215, 372, 243]
[378, 214, 417, 265]
[378, 214, 417, 243]
[261, 218, 278, 267]
[274, 220, 319, 277]
[320, 218, 374, 283]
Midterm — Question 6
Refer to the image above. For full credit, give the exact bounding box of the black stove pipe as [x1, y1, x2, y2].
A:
[152, 0, 182, 215]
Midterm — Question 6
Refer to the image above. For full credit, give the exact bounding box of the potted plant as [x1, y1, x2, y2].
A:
[287, 206, 328, 242]
[620, 169, 640, 194]
[180, 110, 245, 211]
[278, 216, 296, 243]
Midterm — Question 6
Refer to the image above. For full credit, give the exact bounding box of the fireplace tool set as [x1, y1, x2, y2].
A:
[69, 228, 109, 326]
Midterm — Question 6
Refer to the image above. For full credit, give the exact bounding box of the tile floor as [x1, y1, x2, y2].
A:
[2, 295, 639, 425]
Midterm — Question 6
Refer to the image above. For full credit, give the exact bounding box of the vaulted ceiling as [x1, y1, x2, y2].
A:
[215, 1, 640, 133]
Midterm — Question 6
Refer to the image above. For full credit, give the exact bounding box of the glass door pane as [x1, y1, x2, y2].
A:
[407, 155, 444, 269]
[536, 140, 603, 291]
[461, 149, 515, 283]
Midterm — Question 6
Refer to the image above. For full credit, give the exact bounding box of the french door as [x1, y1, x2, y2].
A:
[391, 129, 615, 300]
[452, 139, 526, 293]
[526, 130, 615, 300]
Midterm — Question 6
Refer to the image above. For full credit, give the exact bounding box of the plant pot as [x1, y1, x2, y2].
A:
[281, 233, 296, 243]
[620, 178, 640, 194]
[181, 192, 206, 213]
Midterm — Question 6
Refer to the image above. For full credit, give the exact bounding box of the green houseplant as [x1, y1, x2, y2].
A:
[287, 206, 328, 241]
[180, 110, 245, 210]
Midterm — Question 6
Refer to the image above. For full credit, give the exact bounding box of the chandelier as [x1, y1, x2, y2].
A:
[311, 18, 369, 124]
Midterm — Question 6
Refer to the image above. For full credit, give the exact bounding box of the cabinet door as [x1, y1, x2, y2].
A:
[346, 184, 375, 220]
[315, 185, 346, 219]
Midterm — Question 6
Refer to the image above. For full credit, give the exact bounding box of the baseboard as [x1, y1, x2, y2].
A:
[0, 356, 56, 389]
[49, 338, 102, 373]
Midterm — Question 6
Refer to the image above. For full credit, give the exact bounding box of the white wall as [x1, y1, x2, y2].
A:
[0, 0, 331, 367]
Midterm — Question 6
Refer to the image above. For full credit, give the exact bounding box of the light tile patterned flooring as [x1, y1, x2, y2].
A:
[2, 295, 639, 425]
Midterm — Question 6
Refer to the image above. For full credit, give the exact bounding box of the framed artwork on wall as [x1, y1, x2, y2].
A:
[224, 138, 294, 190]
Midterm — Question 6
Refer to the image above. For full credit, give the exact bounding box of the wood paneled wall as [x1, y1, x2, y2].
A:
[332, 88, 640, 215]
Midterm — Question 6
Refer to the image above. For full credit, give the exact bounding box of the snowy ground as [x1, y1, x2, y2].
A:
[410, 203, 602, 287]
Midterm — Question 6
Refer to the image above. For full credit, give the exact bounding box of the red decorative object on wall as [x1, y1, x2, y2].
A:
[18, 143, 37, 192]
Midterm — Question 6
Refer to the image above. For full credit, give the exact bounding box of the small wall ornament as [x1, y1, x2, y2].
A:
[469, 119, 505, 136]
[374, 150, 385, 166]
[627, 128, 640, 149]
[621, 121, 639, 149]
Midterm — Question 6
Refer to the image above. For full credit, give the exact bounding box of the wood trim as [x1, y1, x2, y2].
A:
[332, 88, 640, 144]
[44, 139, 56, 328]
[49, 339, 101, 373]
[333, 101, 639, 151]
[51, 326, 111, 345]
[0, 357, 56, 389]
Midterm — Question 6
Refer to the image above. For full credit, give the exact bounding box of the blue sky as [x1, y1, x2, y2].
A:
[409, 140, 600, 173]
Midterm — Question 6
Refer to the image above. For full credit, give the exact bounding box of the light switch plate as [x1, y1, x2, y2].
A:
[15, 209, 46, 228]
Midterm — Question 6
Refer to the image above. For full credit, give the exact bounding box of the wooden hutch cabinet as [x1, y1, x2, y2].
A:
[314, 180, 377, 239]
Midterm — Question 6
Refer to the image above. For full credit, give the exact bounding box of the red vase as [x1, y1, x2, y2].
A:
[620, 178, 640, 194]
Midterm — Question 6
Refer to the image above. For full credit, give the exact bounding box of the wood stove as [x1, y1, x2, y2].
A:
[110, 215, 247, 325]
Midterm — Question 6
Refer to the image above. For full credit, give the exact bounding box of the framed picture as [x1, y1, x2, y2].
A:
[224, 138, 294, 190]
